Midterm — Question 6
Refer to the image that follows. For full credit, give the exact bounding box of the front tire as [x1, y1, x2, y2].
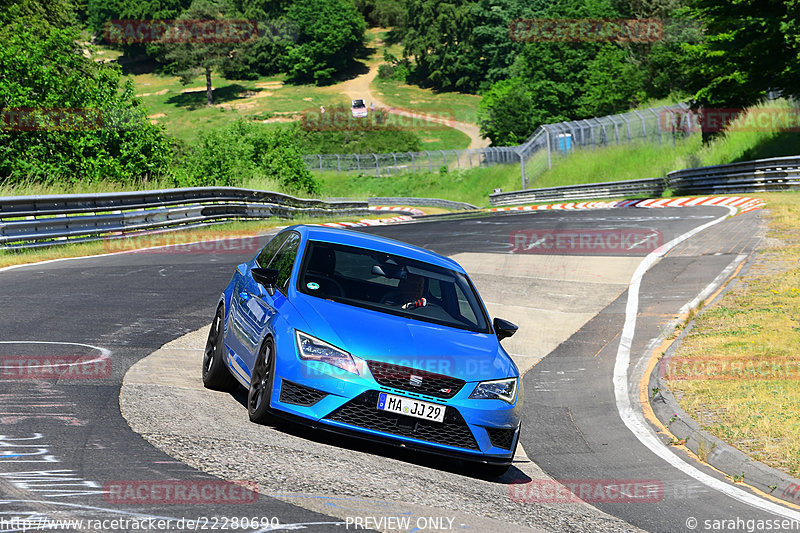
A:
[202, 304, 237, 392]
[248, 338, 276, 423]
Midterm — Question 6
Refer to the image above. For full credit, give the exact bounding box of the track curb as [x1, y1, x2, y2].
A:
[642, 248, 800, 509]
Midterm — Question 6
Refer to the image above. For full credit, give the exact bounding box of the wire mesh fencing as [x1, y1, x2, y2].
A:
[302, 103, 696, 189]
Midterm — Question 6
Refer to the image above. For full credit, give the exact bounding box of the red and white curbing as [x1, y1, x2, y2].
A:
[318, 196, 766, 231]
[317, 215, 414, 229]
[315, 206, 422, 229]
[489, 196, 766, 216]
[369, 205, 427, 217]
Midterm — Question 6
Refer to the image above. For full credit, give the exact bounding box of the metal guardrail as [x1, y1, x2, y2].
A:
[0, 187, 370, 249]
[489, 155, 800, 206]
[489, 178, 666, 205]
[367, 197, 478, 211]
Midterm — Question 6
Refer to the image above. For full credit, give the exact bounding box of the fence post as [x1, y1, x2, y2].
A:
[356, 154, 361, 172]
[453, 150, 460, 168]
[392, 153, 397, 168]
[650, 109, 662, 144]
[440, 150, 447, 167]
[374, 154, 379, 177]
[427, 151, 432, 172]
[336, 154, 341, 172]
[519, 152, 527, 189]
[318, 154, 323, 172]
[546, 126, 552, 169]
[610, 117, 620, 145]
[634, 110, 646, 141]
[410, 152, 415, 173]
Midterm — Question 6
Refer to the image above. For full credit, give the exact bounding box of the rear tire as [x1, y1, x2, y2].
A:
[248, 338, 276, 424]
[202, 304, 237, 392]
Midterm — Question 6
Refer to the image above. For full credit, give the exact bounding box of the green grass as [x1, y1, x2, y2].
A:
[668, 192, 800, 476]
[372, 78, 482, 124]
[317, 164, 523, 207]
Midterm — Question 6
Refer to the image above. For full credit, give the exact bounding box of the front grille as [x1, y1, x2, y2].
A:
[367, 360, 465, 399]
[486, 427, 516, 450]
[279, 380, 328, 406]
[324, 391, 479, 450]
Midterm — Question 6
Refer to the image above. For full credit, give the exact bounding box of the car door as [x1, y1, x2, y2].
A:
[226, 232, 289, 381]
[238, 231, 302, 380]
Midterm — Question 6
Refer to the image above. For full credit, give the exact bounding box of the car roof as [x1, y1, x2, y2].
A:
[285, 225, 465, 273]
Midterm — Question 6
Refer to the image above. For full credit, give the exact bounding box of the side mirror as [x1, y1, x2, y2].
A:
[251, 267, 279, 296]
[493, 317, 518, 341]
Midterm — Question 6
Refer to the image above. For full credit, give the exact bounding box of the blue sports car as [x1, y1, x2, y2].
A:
[203, 225, 522, 474]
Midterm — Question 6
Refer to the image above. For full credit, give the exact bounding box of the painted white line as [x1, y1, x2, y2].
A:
[613, 207, 800, 520]
[677, 254, 748, 315]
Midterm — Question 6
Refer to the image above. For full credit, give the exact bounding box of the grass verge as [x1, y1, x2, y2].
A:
[667, 191, 800, 477]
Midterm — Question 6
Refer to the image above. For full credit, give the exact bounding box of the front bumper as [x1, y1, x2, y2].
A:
[268, 349, 522, 463]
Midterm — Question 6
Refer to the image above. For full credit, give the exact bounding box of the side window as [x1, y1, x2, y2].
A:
[257, 233, 289, 268]
[267, 232, 301, 292]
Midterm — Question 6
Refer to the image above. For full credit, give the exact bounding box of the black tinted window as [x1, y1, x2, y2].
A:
[268, 232, 301, 292]
[257, 233, 289, 268]
[298, 241, 489, 333]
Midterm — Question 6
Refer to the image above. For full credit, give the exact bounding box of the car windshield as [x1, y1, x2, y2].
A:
[298, 240, 490, 333]
[352, 100, 365, 108]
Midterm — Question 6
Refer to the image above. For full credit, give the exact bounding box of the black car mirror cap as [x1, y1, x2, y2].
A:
[252, 267, 279, 295]
[493, 317, 518, 340]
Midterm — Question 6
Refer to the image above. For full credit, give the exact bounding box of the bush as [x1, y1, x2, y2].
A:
[0, 10, 172, 183]
[180, 121, 318, 194]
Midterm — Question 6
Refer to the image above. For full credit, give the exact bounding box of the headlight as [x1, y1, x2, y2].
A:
[469, 377, 518, 404]
[295, 331, 359, 375]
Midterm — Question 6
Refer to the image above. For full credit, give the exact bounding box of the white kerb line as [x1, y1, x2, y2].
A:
[613, 205, 800, 521]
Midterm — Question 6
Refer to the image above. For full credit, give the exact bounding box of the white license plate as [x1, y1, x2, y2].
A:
[377, 392, 445, 423]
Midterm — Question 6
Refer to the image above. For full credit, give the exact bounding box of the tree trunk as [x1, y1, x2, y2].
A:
[205, 66, 213, 106]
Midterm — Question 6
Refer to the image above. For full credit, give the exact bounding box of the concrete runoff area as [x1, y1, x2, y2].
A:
[120, 250, 645, 533]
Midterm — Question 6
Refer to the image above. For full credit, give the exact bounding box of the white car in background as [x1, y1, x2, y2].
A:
[351, 99, 368, 118]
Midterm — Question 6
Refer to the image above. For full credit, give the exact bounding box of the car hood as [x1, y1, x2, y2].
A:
[291, 294, 517, 381]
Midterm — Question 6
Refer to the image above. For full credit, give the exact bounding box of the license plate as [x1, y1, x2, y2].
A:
[377, 392, 445, 423]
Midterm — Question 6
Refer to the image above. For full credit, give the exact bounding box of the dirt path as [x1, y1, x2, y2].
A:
[331, 59, 489, 150]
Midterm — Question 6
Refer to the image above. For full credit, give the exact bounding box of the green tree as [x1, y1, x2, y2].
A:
[0, 6, 172, 183]
[400, 0, 545, 93]
[683, 0, 800, 138]
[159, 0, 241, 106]
[181, 121, 319, 193]
[284, 0, 366, 84]
[477, 78, 536, 145]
